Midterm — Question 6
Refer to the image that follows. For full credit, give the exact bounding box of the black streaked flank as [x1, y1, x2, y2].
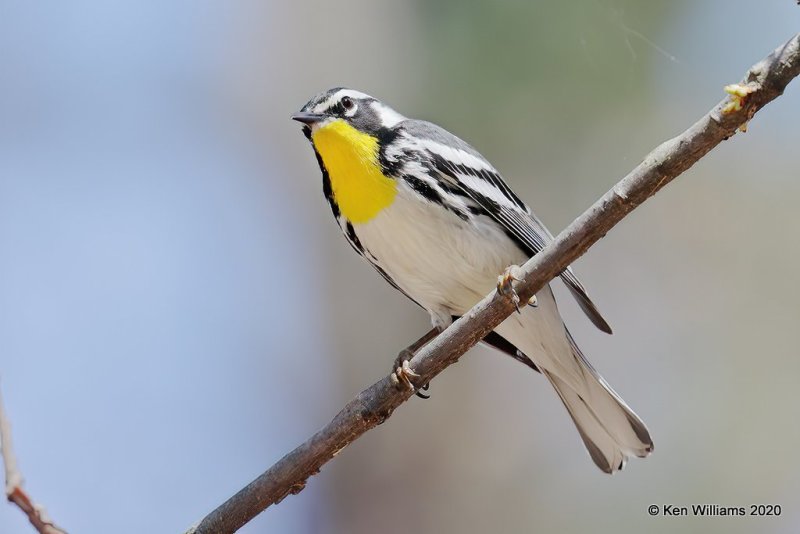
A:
[313, 148, 340, 219]
[344, 221, 365, 256]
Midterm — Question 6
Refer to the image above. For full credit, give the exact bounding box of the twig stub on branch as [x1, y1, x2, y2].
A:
[0, 388, 68, 534]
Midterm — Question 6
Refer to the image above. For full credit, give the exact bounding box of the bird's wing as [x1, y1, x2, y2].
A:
[400, 120, 612, 334]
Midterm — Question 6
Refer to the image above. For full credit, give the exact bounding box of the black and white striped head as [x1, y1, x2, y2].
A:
[292, 87, 406, 138]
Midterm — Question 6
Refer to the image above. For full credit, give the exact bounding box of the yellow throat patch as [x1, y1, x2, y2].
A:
[312, 119, 397, 224]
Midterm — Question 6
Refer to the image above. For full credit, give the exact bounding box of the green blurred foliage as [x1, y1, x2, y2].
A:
[415, 1, 686, 158]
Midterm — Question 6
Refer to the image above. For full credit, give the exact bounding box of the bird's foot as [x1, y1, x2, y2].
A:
[391, 356, 420, 391]
[497, 265, 524, 313]
[390, 328, 439, 399]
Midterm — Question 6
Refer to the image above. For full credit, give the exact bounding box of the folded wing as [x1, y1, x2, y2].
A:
[400, 119, 612, 334]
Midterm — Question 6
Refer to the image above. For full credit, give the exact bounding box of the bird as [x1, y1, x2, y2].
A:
[292, 87, 653, 473]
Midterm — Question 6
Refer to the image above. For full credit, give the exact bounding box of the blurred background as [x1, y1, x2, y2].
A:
[1, 1, 799, 533]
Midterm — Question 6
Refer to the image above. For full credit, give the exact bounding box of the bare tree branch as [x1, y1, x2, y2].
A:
[0, 386, 68, 534]
[187, 33, 800, 534]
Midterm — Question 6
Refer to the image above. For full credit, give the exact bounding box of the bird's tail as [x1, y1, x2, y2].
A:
[543, 330, 653, 473]
[494, 287, 652, 473]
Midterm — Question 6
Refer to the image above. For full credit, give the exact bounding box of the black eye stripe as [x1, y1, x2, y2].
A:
[328, 99, 356, 117]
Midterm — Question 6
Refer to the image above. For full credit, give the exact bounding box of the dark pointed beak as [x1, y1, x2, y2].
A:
[291, 111, 325, 125]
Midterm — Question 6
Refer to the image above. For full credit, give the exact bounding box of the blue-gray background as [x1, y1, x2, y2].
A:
[1, 2, 799, 533]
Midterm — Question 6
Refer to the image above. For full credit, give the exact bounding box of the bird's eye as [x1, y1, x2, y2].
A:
[341, 96, 354, 110]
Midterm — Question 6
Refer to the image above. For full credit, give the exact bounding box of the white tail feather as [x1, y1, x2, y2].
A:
[543, 367, 652, 473]
[494, 286, 653, 473]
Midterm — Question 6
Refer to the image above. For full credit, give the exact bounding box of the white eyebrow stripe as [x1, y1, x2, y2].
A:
[311, 89, 372, 114]
[333, 88, 371, 101]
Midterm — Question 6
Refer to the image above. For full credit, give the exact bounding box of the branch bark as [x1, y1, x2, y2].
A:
[187, 33, 800, 534]
[0, 386, 68, 534]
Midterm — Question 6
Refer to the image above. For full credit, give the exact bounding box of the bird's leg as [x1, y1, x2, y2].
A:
[392, 327, 440, 398]
[497, 264, 525, 313]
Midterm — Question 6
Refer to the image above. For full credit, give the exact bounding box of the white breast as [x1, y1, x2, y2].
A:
[352, 181, 528, 323]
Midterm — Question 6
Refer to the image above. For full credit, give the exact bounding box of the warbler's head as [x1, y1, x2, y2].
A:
[291, 87, 406, 140]
[292, 88, 406, 223]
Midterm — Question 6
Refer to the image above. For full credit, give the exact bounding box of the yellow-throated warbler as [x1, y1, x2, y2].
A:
[292, 88, 652, 473]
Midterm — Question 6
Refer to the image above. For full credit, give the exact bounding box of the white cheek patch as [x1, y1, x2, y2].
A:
[371, 101, 406, 127]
